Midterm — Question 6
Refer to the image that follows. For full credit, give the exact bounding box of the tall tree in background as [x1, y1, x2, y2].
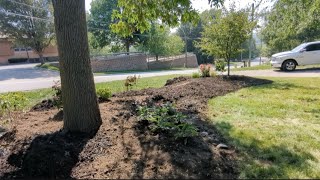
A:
[138, 23, 184, 60]
[52, 0, 101, 133]
[88, 0, 142, 52]
[197, 9, 254, 76]
[262, 0, 320, 53]
[177, 9, 219, 64]
[0, 0, 55, 64]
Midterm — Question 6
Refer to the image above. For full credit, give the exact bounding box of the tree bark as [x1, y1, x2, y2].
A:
[39, 53, 45, 65]
[52, 0, 102, 133]
[125, 39, 130, 54]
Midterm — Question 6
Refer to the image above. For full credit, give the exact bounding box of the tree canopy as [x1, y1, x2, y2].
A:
[0, 0, 55, 64]
[138, 23, 184, 60]
[88, 0, 142, 52]
[262, 0, 320, 53]
[111, 0, 224, 36]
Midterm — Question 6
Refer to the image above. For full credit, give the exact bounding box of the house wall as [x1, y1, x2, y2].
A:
[0, 38, 58, 64]
[0, 39, 14, 64]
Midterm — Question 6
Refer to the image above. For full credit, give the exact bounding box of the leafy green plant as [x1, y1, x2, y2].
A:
[0, 92, 27, 111]
[138, 103, 198, 142]
[96, 88, 112, 100]
[52, 81, 63, 110]
[0, 92, 27, 121]
[215, 59, 226, 72]
[192, 72, 200, 78]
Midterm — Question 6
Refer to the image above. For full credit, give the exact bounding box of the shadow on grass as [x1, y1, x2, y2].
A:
[250, 81, 318, 91]
[2, 130, 95, 179]
[214, 121, 315, 178]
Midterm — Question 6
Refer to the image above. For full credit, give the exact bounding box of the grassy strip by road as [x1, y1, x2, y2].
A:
[208, 77, 320, 178]
[1, 75, 180, 110]
[36, 63, 194, 75]
[231, 63, 272, 71]
[36, 63, 59, 71]
[94, 68, 194, 75]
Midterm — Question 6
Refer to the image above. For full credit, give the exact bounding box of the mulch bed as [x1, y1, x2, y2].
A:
[0, 76, 272, 179]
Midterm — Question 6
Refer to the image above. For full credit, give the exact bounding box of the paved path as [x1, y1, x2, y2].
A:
[0, 64, 197, 93]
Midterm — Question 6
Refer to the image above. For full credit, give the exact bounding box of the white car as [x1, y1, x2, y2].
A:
[271, 41, 320, 71]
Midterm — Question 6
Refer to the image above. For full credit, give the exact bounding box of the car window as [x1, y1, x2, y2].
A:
[306, 43, 320, 52]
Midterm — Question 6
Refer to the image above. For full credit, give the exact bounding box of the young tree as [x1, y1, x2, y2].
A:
[0, 0, 55, 64]
[52, 0, 101, 133]
[197, 10, 254, 76]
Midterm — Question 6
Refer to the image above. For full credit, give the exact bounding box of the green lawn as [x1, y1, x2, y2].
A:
[94, 67, 194, 75]
[232, 63, 272, 71]
[1, 75, 179, 110]
[208, 77, 320, 178]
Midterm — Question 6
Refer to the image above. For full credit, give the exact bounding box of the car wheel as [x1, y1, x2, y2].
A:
[282, 60, 296, 71]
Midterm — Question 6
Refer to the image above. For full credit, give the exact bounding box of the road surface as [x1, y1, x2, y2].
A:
[1, 63, 319, 93]
[0, 64, 197, 93]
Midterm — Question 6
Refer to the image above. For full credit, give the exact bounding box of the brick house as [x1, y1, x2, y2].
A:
[0, 37, 58, 65]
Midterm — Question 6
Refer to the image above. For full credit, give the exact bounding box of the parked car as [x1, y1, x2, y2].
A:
[271, 41, 320, 71]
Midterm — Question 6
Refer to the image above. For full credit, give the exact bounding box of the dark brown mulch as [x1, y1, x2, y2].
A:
[31, 99, 55, 111]
[0, 76, 272, 179]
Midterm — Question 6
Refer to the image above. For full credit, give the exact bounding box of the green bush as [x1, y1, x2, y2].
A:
[192, 72, 200, 78]
[138, 103, 198, 142]
[96, 88, 112, 100]
[215, 59, 226, 72]
[8, 58, 28, 64]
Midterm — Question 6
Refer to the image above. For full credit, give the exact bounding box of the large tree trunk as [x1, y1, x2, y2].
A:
[52, 0, 102, 133]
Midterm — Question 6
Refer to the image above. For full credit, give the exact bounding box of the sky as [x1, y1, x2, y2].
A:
[85, 0, 273, 12]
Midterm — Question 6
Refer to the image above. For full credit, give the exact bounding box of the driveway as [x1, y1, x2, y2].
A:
[232, 67, 320, 77]
[0, 63, 197, 93]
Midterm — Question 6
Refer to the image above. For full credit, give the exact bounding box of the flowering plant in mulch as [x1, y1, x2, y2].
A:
[199, 64, 211, 77]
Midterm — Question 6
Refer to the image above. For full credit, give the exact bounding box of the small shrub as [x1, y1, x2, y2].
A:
[138, 103, 198, 142]
[52, 81, 63, 110]
[125, 75, 139, 91]
[215, 59, 226, 72]
[192, 72, 200, 78]
[96, 88, 112, 100]
[199, 64, 211, 77]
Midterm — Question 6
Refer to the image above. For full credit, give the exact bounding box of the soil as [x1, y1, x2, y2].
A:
[0, 76, 272, 179]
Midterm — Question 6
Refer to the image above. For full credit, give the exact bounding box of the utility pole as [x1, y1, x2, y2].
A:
[248, 3, 254, 67]
[185, 34, 188, 68]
